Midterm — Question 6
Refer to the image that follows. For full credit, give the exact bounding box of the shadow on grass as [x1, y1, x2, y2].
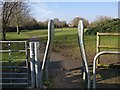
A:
[96, 83, 120, 88]
[93, 62, 120, 88]
[6, 37, 41, 41]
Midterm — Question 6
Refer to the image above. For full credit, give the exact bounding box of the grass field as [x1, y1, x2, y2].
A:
[3, 28, 119, 65]
[2, 28, 120, 88]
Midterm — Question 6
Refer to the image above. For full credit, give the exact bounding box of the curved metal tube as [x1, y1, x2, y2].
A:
[93, 51, 120, 88]
[40, 20, 55, 88]
[78, 20, 91, 88]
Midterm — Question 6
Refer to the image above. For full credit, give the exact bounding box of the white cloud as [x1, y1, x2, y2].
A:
[35, 5, 51, 16]
[30, 3, 52, 21]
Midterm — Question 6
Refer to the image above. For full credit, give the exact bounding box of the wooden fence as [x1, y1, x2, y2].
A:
[96, 32, 120, 66]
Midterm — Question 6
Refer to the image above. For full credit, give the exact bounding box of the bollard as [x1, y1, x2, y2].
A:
[34, 42, 40, 88]
[78, 20, 91, 89]
[40, 19, 55, 88]
[29, 42, 35, 88]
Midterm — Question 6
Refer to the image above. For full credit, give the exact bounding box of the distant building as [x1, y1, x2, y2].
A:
[68, 24, 74, 27]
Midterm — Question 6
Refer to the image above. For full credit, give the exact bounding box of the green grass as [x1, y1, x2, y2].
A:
[3, 28, 119, 64]
[6, 29, 48, 40]
[1, 42, 27, 72]
[2, 28, 119, 87]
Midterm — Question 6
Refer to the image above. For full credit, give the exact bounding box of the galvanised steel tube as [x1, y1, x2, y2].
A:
[40, 20, 54, 88]
[29, 42, 35, 88]
[93, 51, 120, 88]
[0, 41, 26, 43]
[78, 20, 91, 89]
[34, 42, 40, 88]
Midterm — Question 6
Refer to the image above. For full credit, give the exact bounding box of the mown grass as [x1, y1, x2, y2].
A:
[3, 28, 119, 64]
[1, 42, 27, 73]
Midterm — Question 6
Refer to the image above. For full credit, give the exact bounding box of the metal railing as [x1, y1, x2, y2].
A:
[78, 20, 91, 88]
[0, 41, 29, 86]
[0, 20, 54, 89]
[93, 51, 120, 88]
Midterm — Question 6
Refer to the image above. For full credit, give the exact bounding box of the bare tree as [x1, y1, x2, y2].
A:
[1, 1, 19, 40]
[72, 17, 89, 28]
[0, 2, 2, 40]
[95, 16, 112, 22]
[10, 2, 30, 34]
[1, 0, 29, 40]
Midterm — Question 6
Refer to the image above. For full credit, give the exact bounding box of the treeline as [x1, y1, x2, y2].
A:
[6, 18, 68, 32]
[6, 17, 90, 32]
[86, 18, 120, 35]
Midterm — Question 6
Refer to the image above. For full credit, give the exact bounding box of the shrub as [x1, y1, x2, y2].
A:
[86, 18, 120, 35]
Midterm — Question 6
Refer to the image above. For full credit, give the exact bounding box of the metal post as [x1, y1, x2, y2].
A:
[25, 41, 29, 85]
[40, 20, 54, 88]
[29, 42, 35, 88]
[34, 42, 40, 88]
[8, 43, 12, 83]
[78, 20, 91, 89]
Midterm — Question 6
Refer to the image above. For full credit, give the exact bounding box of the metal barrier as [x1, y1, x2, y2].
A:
[40, 20, 54, 88]
[78, 20, 91, 88]
[0, 41, 40, 88]
[0, 41, 29, 87]
[29, 42, 40, 88]
[29, 19, 54, 88]
[93, 51, 120, 88]
[1, 20, 93, 89]
[0, 19, 54, 89]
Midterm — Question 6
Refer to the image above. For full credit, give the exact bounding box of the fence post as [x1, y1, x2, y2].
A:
[96, 32, 100, 66]
[34, 42, 40, 88]
[29, 42, 35, 88]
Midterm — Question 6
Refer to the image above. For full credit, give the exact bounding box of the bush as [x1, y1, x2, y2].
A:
[86, 18, 120, 35]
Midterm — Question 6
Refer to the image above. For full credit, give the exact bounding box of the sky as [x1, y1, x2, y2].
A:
[29, 2, 119, 23]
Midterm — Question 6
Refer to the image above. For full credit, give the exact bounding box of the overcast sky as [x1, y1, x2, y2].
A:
[29, 2, 118, 23]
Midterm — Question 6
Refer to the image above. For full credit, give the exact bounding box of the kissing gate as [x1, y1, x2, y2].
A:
[0, 20, 120, 89]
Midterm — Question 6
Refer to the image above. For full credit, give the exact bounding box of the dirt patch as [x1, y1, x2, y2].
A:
[50, 46, 120, 88]
[48, 52, 86, 88]
[39, 39, 120, 88]
[39, 41, 87, 88]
